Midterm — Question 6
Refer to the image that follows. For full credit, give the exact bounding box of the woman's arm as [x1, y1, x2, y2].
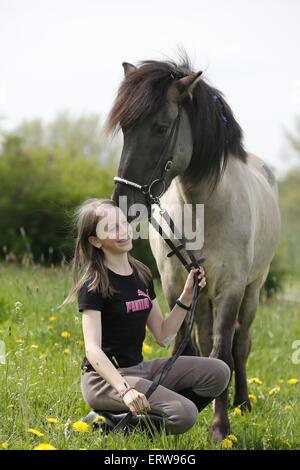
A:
[146, 267, 206, 347]
[81, 309, 130, 396]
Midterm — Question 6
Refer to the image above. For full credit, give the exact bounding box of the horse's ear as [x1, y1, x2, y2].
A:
[122, 62, 137, 76]
[169, 71, 203, 102]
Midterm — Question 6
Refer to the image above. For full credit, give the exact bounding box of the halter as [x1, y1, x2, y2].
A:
[114, 104, 183, 206]
[111, 102, 205, 434]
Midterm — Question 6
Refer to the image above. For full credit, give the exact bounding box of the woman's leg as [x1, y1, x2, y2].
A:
[143, 355, 231, 398]
[80, 369, 199, 435]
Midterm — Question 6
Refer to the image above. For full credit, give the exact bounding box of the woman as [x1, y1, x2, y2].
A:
[62, 198, 230, 435]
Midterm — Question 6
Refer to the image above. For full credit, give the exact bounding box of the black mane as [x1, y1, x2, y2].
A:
[105, 51, 247, 193]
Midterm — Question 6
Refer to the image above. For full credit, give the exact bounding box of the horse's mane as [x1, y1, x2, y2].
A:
[105, 51, 247, 193]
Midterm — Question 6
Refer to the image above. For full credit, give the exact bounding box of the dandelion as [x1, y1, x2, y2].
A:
[142, 342, 153, 354]
[93, 415, 106, 424]
[284, 405, 293, 412]
[79, 448, 88, 450]
[39, 353, 46, 359]
[49, 315, 57, 322]
[64, 348, 70, 354]
[287, 378, 298, 385]
[279, 379, 284, 384]
[233, 407, 242, 416]
[77, 340, 84, 347]
[33, 442, 56, 450]
[268, 386, 280, 395]
[31, 344, 39, 349]
[61, 331, 71, 338]
[227, 434, 238, 443]
[47, 418, 59, 424]
[1, 442, 9, 449]
[28, 428, 44, 437]
[248, 394, 257, 401]
[222, 438, 233, 449]
[72, 421, 90, 432]
[248, 377, 262, 385]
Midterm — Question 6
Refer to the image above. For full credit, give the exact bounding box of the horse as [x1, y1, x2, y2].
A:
[105, 53, 281, 442]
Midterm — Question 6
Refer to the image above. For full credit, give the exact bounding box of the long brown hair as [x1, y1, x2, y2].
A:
[59, 198, 153, 308]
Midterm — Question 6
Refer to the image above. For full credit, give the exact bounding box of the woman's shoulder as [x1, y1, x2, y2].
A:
[77, 279, 103, 313]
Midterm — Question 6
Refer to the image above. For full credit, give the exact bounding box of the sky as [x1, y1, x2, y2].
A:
[1, 0, 300, 179]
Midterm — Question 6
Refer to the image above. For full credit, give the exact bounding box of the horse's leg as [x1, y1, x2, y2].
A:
[194, 295, 213, 357]
[209, 289, 244, 442]
[172, 318, 199, 356]
[232, 272, 268, 410]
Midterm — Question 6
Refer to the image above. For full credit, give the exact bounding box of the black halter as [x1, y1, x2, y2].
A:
[111, 103, 205, 434]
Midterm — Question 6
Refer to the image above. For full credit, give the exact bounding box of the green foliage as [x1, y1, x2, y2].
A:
[0, 115, 119, 264]
[261, 242, 289, 299]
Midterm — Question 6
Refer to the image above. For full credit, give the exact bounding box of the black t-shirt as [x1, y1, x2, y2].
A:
[77, 262, 156, 370]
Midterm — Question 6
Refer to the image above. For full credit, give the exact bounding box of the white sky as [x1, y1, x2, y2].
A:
[1, 0, 300, 179]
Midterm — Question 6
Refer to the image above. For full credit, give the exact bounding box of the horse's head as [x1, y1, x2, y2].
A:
[105, 60, 202, 222]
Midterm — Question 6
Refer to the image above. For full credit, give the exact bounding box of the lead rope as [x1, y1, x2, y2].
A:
[111, 203, 205, 434]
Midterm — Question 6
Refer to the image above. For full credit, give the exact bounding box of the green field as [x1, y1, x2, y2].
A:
[0, 263, 299, 450]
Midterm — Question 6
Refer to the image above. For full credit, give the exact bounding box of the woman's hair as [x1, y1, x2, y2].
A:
[59, 198, 153, 309]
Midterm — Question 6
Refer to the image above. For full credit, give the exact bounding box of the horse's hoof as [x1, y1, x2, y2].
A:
[209, 419, 230, 443]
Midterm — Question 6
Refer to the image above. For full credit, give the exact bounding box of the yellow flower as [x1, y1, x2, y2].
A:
[28, 428, 44, 437]
[233, 407, 242, 416]
[150, 448, 161, 450]
[248, 394, 257, 401]
[72, 421, 90, 432]
[47, 418, 59, 424]
[79, 448, 88, 450]
[268, 386, 280, 395]
[284, 405, 293, 412]
[33, 442, 56, 450]
[49, 315, 57, 322]
[93, 415, 106, 424]
[63, 348, 70, 354]
[16, 339, 25, 344]
[248, 377, 262, 385]
[227, 434, 238, 442]
[39, 353, 46, 359]
[31, 344, 38, 349]
[1, 442, 9, 449]
[279, 379, 284, 384]
[77, 339, 84, 347]
[61, 331, 71, 338]
[287, 378, 298, 385]
[142, 342, 153, 354]
[222, 438, 233, 449]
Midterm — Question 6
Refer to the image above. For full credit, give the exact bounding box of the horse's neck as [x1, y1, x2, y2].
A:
[177, 161, 230, 207]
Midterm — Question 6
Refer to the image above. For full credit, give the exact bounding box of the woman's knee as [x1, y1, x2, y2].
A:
[163, 399, 199, 435]
[209, 358, 231, 396]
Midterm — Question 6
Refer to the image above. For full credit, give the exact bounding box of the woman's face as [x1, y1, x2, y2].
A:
[89, 205, 133, 253]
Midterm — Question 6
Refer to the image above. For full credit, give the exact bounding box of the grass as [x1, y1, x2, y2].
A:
[0, 262, 299, 450]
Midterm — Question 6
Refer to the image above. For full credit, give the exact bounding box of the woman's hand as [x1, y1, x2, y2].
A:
[122, 388, 151, 416]
[180, 266, 206, 304]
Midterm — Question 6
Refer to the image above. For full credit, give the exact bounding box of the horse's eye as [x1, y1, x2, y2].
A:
[156, 125, 168, 135]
